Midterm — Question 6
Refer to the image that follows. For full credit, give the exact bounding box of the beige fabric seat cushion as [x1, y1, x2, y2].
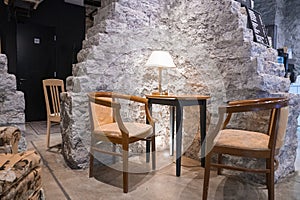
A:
[93, 122, 153, 140]
[215, 107, 289, 151]
[215, 129, 270, 150]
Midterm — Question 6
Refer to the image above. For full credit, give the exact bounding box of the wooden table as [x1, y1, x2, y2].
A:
[146, 94, 210, 176]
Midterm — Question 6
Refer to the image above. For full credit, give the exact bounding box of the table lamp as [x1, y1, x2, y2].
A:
[145, 51, 176, 95]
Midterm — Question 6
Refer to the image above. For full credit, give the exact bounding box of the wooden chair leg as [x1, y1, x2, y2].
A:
[266, 158, 275, 200]
[89, 149, 94, 178]
[123, 142, 129, 193]
[203, 152, 212, 200]
[46, 119, 51, 148]
[217, 153, 222, 175]
[266, 159, 270, 190]
[112, 143, 116, 164]
[151, 135, 156, 170]
[146, 140, 150, 163]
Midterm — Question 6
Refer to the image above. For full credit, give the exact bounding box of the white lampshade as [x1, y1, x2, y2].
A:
[145, 51, 176, 68]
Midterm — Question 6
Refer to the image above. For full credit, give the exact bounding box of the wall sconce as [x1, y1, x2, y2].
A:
[145, 51, 176, 95]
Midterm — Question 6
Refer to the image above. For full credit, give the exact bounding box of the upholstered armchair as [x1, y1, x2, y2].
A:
[202, 97, 289, 200]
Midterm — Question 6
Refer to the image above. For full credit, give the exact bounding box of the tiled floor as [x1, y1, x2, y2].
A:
[25, 121, 300, 200]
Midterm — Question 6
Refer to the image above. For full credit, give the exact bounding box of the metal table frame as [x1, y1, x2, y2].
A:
[146, 94, 209, 176]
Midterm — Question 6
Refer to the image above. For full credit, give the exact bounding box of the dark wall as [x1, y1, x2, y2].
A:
[0, 0, 85, 80]
[0, 1, 17, 74]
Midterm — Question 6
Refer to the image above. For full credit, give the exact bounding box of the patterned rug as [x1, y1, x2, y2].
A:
[27, 121, 60, 135]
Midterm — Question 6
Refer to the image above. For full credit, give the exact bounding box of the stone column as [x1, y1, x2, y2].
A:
[0, 54, 26, 151]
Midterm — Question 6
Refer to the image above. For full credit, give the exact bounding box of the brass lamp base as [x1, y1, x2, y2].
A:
[151, 91, 169, 95]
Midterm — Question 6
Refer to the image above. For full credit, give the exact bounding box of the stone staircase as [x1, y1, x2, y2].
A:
[62, 0, 300, 181]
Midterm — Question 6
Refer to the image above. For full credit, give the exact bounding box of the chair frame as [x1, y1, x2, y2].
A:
[88, 92, 156, 193]
[202, 97, 289, 200]
[42, 79, 65, 148]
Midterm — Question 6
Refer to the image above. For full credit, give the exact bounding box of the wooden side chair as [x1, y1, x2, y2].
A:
[42, 79, 65, 148]
[202, 97, 289, 200]
[88, 92, 156, 193]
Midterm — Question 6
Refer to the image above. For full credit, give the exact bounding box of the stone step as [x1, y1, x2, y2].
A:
[72, 59, 109, 78]
[100, 0, 117, 8]
[102, 0, 161, 10]
[79, 33, 124, 63]
[82, 30, 121, 50]
[86, 20, 129, 38]
[249, 40, 277, 59]
[0, 54, 8, 72]
[0, 91, 25, 112]
[249, 74, 290, 93]
[117, 0, 161, 13]
[77, 47, 92, 63]
[83, 32, 114, 49]
[0, 74, 17, 91]
[255, 57, 285, 77]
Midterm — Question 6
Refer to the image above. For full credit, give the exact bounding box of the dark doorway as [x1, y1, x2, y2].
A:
[16, 23, 56, 121]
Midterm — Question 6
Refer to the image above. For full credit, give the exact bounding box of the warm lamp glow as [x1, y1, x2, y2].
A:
[145, 51, 176, 94]
[145, 51, 176, 68]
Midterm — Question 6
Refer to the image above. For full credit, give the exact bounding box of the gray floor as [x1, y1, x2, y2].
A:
[25, 121, 300, 200]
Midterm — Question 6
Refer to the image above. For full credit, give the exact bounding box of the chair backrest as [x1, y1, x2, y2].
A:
[89, 98, 114, 130]
[273, 106, 289, 149]
[218, 97, 289, 151]
[42, 79, 65, 117]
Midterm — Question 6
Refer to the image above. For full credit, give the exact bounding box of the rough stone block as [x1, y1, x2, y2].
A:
[0, 54, 8, 72]
[0, 91, 25, 112]
[0, 74, 16, 91]
[94, 2, 149, 28]
[0, 54, 26, 151]
[71, 76, 94, 93]
[91, 20, 128, 34]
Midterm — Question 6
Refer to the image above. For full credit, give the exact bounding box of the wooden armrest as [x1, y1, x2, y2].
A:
[88, 94, 121, 109]
[218, 97, 288, 129]
[228, 97, 287, 106]
[89, 92, 147, 104]
[220, 97, 288, 114]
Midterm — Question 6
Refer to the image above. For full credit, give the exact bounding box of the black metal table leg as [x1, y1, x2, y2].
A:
[170, 106, 175, 156]
[146, 101, 152, 163]
[200, 100, 206, 167]
[175, 103, 183, 177]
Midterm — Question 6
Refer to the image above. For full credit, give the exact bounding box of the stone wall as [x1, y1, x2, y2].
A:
[255, 0, 300, 76]
[254, 0, 284, 47]
[0, 54, 26, 151]
[61, 0, 300, 182]
[283, 1, 300, 76]
[254, 0, 276, 25]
